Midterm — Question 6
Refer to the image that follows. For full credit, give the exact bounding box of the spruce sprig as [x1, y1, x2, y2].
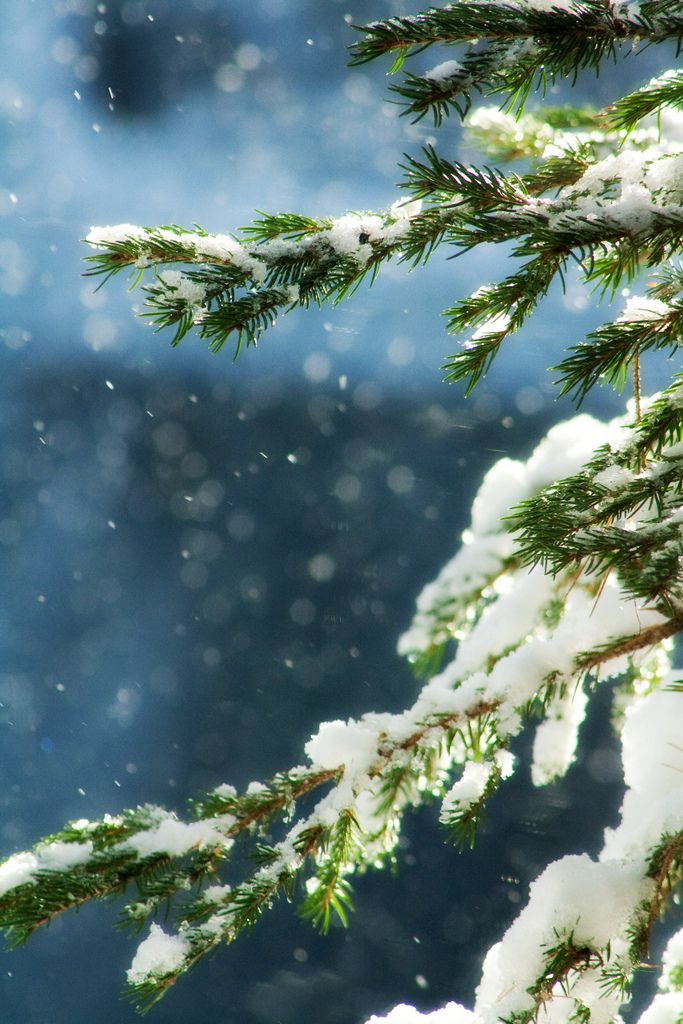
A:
[554, 302, 683, 404]
[299, 809, 362, 932]
[350, 1, 683, 121]
[510, 444, 683, 612]
[605, 69, 683, 132]
[85, 140, 683, 386]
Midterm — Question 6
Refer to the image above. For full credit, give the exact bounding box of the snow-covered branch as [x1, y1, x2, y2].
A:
[7, 0, 683, 1016]
[2, 402, 682, 1009]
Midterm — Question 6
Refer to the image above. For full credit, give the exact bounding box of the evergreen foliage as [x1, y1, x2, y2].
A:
[3, 1, 683, 1021]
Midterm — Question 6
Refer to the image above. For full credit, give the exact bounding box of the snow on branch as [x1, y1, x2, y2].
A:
[365, 681, 683, 1024]
[350, 0, 683, 122]
[2, 401, 682, 1009]
[85, 138, 683, 391]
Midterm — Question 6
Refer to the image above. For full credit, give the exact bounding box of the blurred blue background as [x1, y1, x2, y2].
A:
[0, 2, 675, 1022]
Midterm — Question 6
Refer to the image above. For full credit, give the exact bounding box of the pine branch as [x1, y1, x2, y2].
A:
[350, 2, 655, 65]
[189, 765, 341, 823]
[299, 809, 361, 932]
[85, 142, 683, 395]
[576, 616, 683, 674]
[2, 543, 674, 1004]
[401, 147, 529, 204]
[439, 750, 508, 849]
[0, 768, 340, 948]
[629, 376, 683, 457]
[605, 69, 683, 132]
[350, 1, 683, 121]
[554, 299, 683, 404]
[509, 427, 683, 614]
[3, 391, 682, 1011]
